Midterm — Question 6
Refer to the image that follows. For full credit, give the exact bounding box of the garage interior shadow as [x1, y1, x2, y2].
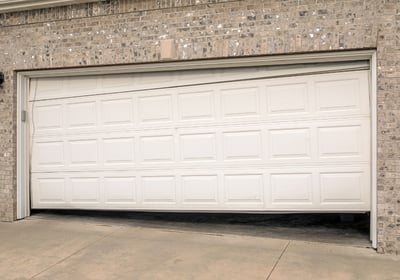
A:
[30, 210, 371, 248]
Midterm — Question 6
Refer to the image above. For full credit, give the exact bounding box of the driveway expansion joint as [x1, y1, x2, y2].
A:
[29, 226, 122, 279]
[266, 240, 291, 280]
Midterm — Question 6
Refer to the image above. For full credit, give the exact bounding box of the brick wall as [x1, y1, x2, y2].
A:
[0, 0, 398, 254]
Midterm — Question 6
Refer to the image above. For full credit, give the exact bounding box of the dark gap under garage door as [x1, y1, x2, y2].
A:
[29, 210, 370, 248]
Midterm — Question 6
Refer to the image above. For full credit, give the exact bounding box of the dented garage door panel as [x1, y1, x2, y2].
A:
[29, 70, 371, 211]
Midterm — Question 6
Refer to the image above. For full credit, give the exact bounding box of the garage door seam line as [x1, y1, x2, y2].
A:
[265, 240, 291, 280]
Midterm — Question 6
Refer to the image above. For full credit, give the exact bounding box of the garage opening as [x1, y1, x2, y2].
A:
[17, 52, 376, 247]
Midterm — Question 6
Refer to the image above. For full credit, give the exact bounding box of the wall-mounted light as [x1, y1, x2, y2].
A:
[0, 72, 3, 85]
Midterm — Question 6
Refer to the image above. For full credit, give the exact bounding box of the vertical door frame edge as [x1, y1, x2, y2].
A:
[370, 52, 378, 249]
[16, 71, 30, 219]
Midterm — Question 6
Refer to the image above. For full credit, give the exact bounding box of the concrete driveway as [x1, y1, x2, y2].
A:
[0, 214, 399, 280]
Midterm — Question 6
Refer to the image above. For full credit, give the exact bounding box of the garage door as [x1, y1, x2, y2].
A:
[29, 65, 371, 212]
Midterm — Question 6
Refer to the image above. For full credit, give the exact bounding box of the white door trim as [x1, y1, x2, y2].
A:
[370, 52, 378, 248]
[16, 50, 378, 248]
[16, 75, 30, 219]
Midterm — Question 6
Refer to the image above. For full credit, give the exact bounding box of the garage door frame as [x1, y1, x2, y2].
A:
[16, 50, 378, 247]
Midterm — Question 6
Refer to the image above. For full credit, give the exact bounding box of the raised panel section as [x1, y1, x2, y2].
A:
[182, 176, 218, 204]
[34, 141, 64, 166]
[318, 125, 360, 158]
[142, 176, 176, 204]
[37, 178, 65, 203]
[224, 174, 263, 204]
[223, 131, 262, 160]
[180, 133, 216, 161]
[315, 79, 359, 112]
[221, 87, 260, 118]
[140, 135, 174, 162]
[104, 177, 136, 204]
[139, 95, 172, 123]
[66, 101, 97, 128]
[266, 83, 308, 114]
[269, 129, 311, 159]
[271, 173, 312, 204]
[34, 104, 63, 130]
[101, 98, 133, 125]
[70, 178, 100, 203]
[178, 91, 215, 120]
[320, 172, 363, 203]
[103, 138, 134, 164]
[69, 139, 98, 165]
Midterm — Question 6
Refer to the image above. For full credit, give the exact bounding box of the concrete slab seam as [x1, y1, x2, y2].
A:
[265, 240, 291, 280]
[28, 227, 122, 279]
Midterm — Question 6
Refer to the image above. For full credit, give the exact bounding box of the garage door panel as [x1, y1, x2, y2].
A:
[262, 71, 369, 121]
[30, 72, 369, 136]
[221, 86, 261, 119]
[70, 177, 101, 204]
[181, 175, 219, 205]
[177, 89, 216, 121]
[179, 133, 217, 162]
[31, 164, 370, 211]
[270, 173, 313, 205]
[30, 118, 370, 172]
[101, 97, 134, 126]
[104, 177, 137, 205]
[34, 77, 66, 100]
[32, 177, 67, 205]
[315, 78, 360, 112]
[102, 137, 135, 165]
[268, 128, 311, 160]
[66, 101, 97, 129]
[141, 176, 177, 205]
[68, 139, 99, 166]
[265, 118, 370, 164]
[138, 94, 173, 124]
[67, 76, 99, 93]
[320, 172, 366, 204]
[30, 69, 371, 212]
[222, 130, 263, 161]
[139, 135, 175, 163]
[313, 72, 370, 116]
[32, 141, 65, 167]
[317, 120, 370, 161]
[33, 103, 63, 132]
[318, 126, 361, 158]
[266, 82, 309, 115]
[224, 174, 264, 206]
[265, 165, 370, 210]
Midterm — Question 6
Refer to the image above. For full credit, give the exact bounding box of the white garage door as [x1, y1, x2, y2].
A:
[30, 65, 371, 212]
